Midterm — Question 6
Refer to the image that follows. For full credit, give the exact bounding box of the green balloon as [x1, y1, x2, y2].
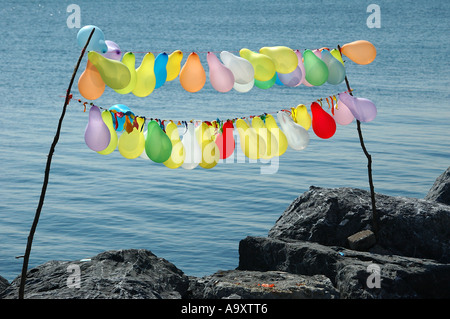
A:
[303, 50, 328, 86]
[254, 72, 276, 89]
[88, 51, 131, 90]
[145, 121, 172, 163]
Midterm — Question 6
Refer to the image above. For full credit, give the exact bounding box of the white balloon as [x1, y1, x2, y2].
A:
[233, 79, 254, 93]
[139, 130, 150, 159]
[220, 51, 254, 84]
[181, 122, 202, 169]
[276, 111, 309, 151]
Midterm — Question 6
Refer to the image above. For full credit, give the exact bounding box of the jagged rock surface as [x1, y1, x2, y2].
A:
[425, 166, 450, 205]
[268, 186, 450, 263]
[238, 236, 450, 299]
[0, 249, 190, 299]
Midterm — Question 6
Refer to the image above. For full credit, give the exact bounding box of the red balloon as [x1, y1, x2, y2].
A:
[311, 102, 336, 139]
[215, 121, 235, 159]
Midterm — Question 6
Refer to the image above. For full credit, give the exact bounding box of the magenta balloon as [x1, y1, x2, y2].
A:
[101, 40, 122, 61]
[278, 66, 302, 86]
[84, 105, 111, 152]
[338, 92, 377, 122]
[313, 49, 322, 58]
[333, 99, 354, 125]
[295, 50, 313, 87]
[207, 52, 235, 93]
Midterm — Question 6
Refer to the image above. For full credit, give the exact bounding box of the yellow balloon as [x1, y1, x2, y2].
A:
[97, 110, 118, 155]
[330, 49, 345, 66]
[239, 48, 275, 82]
[163, 122, 186, 169]
[340, 40, 376, 65]
[264, 114, 288, 156]
[114, 52, 137, 94]
[166, 50, 183, 81]
[251, 116, 278, 159]
[292, 104, 312, 130]
[87, 51, 131, 90]
[195, 122, 219, 169]
[132, 52, 156, 97]
[118, 117, 145, 159]
[235, 119, 265, 160]
[259, 46, 298, 74]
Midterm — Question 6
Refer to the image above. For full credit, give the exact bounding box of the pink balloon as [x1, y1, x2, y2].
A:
[84, 105, 111, 152]
[333, 99, 354, 125]
[207, 52, 235, 93]
[338, 92, 377, 122]
[295, 50, 312, 87]
[313, 49, 322, 58]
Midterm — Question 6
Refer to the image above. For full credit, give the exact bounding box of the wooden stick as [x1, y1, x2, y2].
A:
[18, 28, 96, 299]
[338, 45, 379, 239]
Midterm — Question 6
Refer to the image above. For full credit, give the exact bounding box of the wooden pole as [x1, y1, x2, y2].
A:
[338, 45, 379, 239]
[18, 28, 96, 299]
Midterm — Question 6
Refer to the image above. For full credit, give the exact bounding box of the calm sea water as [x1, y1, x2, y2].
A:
[0, 0, 449, 282]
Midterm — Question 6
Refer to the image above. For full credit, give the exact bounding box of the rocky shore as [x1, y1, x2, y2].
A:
[1, 167, 449, 299]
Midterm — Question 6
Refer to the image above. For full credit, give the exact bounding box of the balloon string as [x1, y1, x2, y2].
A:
[126, 48, 326, 55]
[66, 88, 353, 125]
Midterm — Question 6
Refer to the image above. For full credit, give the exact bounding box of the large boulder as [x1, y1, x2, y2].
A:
[0, 249, 189, 299]
[187, 269, 339, 299]
[238, 236, 450, 299]
[268, 186, 450, 263]
[425, 166, 450, 205]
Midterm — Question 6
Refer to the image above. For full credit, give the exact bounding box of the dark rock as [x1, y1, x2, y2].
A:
[0, 276, 9, 294]
[425, 167, 450, 205]
[0, 249, 189, 299]
[187, 270, 339, 299]
[348, 230, 376, 251]
[238, 236, 450, 299]
[3, 168, 450, 299]
[269, 186, 450, 263]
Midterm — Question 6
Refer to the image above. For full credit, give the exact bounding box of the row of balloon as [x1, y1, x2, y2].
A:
[84, 91, 376, 168]
[77, 25, 377, 100]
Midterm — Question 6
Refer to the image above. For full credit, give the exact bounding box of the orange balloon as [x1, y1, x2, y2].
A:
[78, 60, 105, 100]
[179, 52, 206, 92]
[340, 40, 376, 65]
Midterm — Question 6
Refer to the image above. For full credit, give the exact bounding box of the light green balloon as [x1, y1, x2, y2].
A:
[254, 72, 276, 89]
[88, 51, 131, 90]
[303, 50, 328, 86]
[114, 52, 137, 94]
[145, 121, 172, 163]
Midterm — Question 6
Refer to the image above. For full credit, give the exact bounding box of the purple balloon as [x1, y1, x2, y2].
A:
[84, 105, 111, 151]
[278, 66, 303, 87]
[338, 92, 377, 122]
[101, 40, 121, 60]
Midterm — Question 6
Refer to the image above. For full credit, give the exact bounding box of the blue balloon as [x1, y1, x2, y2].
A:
[77, 25, 108, 53]
[154, 52, 168, 89]
[108, 104, 134, 131]
[275, 73, 284, 86]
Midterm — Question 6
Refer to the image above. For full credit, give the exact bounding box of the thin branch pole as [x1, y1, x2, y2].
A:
[18, 28, 96, 299]
[338, 45, 379, 239]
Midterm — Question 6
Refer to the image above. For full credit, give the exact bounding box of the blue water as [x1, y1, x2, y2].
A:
[0, 1, 449, 282]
